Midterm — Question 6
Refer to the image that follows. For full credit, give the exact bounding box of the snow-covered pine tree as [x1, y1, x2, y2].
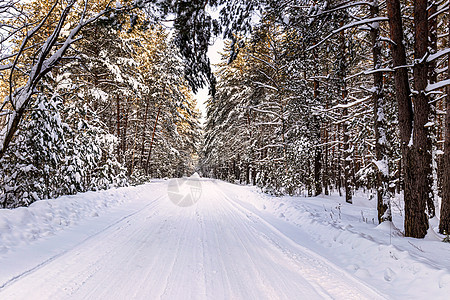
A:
[60, 98, 127, 194]
[0, 93, 65, 208]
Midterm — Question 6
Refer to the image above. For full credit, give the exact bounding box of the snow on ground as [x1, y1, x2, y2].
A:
[225, 183, 450, 299]
[0, 181, 167, 255]
[0, 178, 449, 299]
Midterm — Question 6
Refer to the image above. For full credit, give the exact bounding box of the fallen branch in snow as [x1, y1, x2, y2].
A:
[408, 241, 425, 252]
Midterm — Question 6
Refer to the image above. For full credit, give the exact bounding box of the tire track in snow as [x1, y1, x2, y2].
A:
[214, 185, 332, 299]
[201, 181, 325, 299]
[214, 181, 387, 300]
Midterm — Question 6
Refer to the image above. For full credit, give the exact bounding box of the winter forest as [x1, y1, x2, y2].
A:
[0, 0, 449, 242]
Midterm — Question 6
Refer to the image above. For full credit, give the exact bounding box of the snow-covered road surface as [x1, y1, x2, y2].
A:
[0, 178, 385, 299]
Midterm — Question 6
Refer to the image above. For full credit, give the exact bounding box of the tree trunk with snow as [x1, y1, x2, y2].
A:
[371, 0, 391, 223]
[140, 100, 149, 167]
[323, 122, 330, 196]
[129, 112, 139, 176]
[145, 105, 161, 176]
[338, 20, 352, 204]
[116, 94, 121, 162]
[323, 63, 330, 196]
[426, 0, 438, 219]
[439, 18, 450, 235]
[386, 0, 429, 237]
[314, 78, 322, 196]
[122, 102, 129, 160]
[407, 0, 432, 238]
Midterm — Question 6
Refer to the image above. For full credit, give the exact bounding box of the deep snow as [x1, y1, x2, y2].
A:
[0, 178, 449, 299]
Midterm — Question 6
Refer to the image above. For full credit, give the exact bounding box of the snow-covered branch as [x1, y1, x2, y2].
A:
[308, 17, 389, 51]
[425, 79, 450, 92]
[427, 48, 450, 63]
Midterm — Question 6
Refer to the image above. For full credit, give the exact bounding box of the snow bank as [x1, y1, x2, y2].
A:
[190, 172, 201, 178]
[0, 183, 163, 256]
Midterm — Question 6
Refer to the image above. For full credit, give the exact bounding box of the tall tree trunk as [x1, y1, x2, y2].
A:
[130, 124, 138, 175]
[145, 105, 161, 175]
[323, 50, 330, 195]
[371, 0, 391, 223]
[116, 94, 121, 162]
[427, 1, 438, 218]
[314, 147, 322, 196]
[245, 162, 250, 185]
[407, 0, 431, 238]
[323, 121, 329, 195]
[439, 18, 450, 235]
[342, 59, 352, 203]
[338, 19, 352, 203]
[140, 100, 149, 167]
[337, 123, 342, 197]
[122, 103, 129, 161]
[280, 96, 288, 177]
[130, 107, 139, 176]
[314, 78, 322, 196]
[428, 3, 437, 85]
[387, 0, 422, 237]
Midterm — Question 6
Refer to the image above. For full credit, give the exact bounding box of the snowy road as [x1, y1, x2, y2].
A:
[0, 179, 385, 299]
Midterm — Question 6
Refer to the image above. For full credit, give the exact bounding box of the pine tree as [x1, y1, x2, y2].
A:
[0, 93, 66, 208]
